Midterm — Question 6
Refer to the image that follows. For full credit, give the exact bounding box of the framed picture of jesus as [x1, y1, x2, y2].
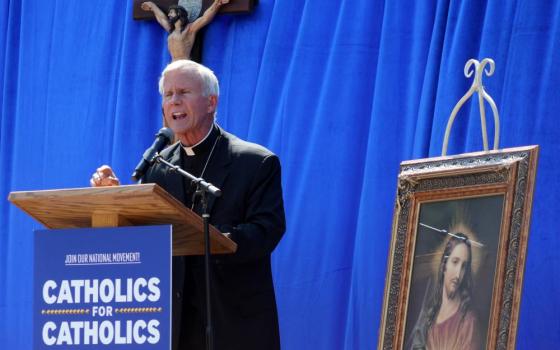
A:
[378, 145, 538, 350]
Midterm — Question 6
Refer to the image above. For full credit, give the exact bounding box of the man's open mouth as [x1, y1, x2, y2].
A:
[172, 112, 187, 120]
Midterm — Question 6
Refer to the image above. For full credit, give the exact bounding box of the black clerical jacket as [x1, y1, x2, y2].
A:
[142, 126, 285, 350]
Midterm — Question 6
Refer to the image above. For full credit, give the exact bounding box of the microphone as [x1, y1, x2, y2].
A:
[131, 127, 174, 182]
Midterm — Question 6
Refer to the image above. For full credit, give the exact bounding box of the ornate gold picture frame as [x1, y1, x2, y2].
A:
[378, 146, 538, 350]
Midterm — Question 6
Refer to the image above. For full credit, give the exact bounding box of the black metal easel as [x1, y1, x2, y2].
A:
[153, 154, 221, 350]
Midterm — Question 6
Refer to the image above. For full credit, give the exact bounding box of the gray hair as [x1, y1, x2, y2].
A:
[158, 60, 219, 97]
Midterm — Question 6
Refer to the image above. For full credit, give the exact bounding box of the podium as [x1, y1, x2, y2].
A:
[8, 183, 237, 256]
[9, 184, 236, 348]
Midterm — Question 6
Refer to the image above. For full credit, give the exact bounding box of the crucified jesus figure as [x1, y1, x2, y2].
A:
[141, 0, 230, 61]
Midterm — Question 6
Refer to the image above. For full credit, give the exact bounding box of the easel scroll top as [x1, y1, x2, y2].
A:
[132, 0, 256, 20]
[442, 58, 501, 156]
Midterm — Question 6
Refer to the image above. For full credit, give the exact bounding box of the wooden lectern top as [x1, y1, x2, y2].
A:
[8, 184, 237, 256]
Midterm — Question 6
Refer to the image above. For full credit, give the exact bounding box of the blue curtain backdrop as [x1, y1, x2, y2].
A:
[1, 0, 559, 348]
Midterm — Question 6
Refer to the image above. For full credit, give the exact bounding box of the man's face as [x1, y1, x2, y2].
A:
[162, 68, 216, 142]
[443, 243, 469, 299]
[168, 9, 177, 20]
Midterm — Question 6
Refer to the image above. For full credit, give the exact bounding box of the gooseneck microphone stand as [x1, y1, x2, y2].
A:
[152, 154, 221, 350]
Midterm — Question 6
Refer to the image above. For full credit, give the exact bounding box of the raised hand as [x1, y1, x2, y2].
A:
[90, 165, 120, 187]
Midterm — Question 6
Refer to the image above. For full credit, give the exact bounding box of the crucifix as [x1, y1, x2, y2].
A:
[133, 0, 256, 62]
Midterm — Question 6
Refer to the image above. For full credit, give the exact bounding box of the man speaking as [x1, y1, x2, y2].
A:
[91, 60, 286, 350]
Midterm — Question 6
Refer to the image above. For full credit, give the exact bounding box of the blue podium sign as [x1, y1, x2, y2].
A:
[34, 225, 172, 349]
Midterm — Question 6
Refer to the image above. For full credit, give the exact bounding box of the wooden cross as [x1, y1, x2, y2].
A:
[132, 0, 255, 62]
[133, 0, 255, 20]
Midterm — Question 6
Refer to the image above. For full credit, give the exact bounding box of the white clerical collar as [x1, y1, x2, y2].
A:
[182, 125, 214, 156]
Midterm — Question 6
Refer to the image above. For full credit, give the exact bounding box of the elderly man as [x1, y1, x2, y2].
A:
[92, 60, 285, 350]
